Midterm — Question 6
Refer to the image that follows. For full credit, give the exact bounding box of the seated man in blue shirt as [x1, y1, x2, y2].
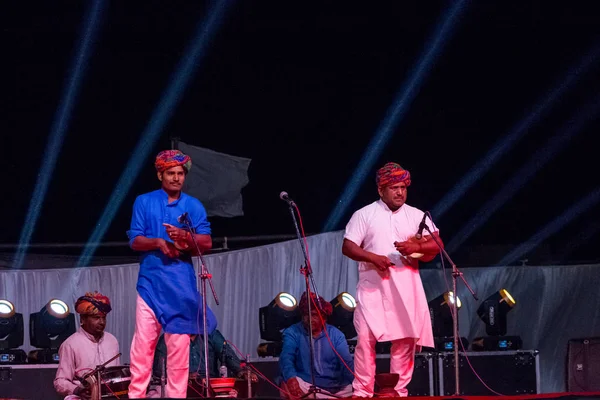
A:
[279, 292, 354, 398]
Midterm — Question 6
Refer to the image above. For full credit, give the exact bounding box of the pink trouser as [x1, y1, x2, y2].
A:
[128, 295, 191, 398]
[352, 305, 417, 397]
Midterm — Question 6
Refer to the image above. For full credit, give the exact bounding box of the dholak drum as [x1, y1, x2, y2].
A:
[85, 365, 131, 400]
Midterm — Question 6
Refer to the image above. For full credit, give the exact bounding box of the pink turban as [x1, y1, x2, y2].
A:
[376, 162, 411, 188]
[155, 150, 192, 173]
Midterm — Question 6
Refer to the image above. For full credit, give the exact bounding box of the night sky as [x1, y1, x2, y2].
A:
[2, 1, 599, 267]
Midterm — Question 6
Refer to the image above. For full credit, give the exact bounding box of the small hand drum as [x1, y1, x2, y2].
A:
[85, 365, 131, 400]
[405, 236, 436, 262]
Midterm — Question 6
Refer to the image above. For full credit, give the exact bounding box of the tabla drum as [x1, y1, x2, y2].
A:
[85, 365, 131, 400]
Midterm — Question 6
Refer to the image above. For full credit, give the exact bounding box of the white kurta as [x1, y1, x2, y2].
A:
[344, 200, 435, 348]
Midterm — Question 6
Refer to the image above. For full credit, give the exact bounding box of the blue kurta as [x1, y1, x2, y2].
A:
[127, 189, 217, 334]
[279, 323, 354, 391]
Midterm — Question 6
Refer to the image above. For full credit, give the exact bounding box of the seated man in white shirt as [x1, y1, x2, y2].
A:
[53, 291, 121, 400]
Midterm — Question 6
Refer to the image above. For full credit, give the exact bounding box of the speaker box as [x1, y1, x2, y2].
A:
[438, 350, 539, 395]
[567, 337, 600, 391]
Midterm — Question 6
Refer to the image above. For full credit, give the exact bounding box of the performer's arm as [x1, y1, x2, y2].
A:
[279, 328, 304, 397]
[342, 239, 395, 271]
[165, 200, 213, 254]
[394, 232, 443, 258]
[53, 342, 80, 396]
[183, 232, 212, 254]
[331, 327, 354, 384]
[279, 328, 300, 382]
[131, 236, 181, 258]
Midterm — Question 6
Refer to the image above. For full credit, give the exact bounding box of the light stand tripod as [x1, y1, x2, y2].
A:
[179, 213, 220, 398]
[420, 212, 477, 395]
[281, 193, 342, 399]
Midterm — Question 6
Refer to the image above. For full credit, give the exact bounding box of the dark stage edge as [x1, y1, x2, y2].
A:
[49, 394, 600, 400]
[2, 395, 600, 400]
[143, 394, 600, 400]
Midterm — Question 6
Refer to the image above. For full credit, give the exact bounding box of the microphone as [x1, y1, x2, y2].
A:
[279, 191, 295, 206]
[415, 212, 428, 240]
[177, 212, 189, 224]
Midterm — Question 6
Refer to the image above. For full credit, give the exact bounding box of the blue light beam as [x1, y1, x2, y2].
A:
[323, 0, 469, 232]
[495, 187, 600, 267]
[446, 94, 600, 254]
[76, 1, 231, 268]
[432, 43, 600, 220]
[556, 221, 600, 263]
[12, 0, 105, 269]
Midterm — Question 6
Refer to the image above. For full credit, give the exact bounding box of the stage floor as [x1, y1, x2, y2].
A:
[2, 363, 599, 399]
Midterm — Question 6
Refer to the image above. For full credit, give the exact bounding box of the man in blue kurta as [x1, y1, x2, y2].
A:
[279, 292, 354, 398]
[127, 149, 217, 398]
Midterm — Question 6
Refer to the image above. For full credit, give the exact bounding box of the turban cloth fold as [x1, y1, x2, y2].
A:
[299, 292, 333, 318]
[376, 162, 411, 188]
[75, 291, 112, 316]
[155, 150, 192, 173]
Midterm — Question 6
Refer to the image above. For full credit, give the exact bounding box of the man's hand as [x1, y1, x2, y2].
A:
[73, 384, 92, 400]
[286, 377, 304, 398]
[237, 370, 259, 383]
[156, 238, 181, 258]
[368, 254, 395, 271]
[163, 223, 189, 241]
[394, 240, 421, 256]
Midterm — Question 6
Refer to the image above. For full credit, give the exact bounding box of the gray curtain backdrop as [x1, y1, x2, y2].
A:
[1, 230, 599, 393]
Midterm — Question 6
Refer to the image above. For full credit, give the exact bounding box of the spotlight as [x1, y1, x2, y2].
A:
[29, 299, 76, 363]
[259, 293, 300, 342]
[329, 292, 357, 339]
[477, 289, 515, 336]
[473, 289, 521, 351]
[428, 292, 468, 351]
[429, 292, 461, 338]
[0, 300, 27, 364]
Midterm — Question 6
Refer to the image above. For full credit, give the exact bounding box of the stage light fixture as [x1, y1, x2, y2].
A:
[0, 300, 27, 364]
[472, 288, 522, 351]
[427, 292, 469, 351]
[259, 292, 300, 342]
[29, 299, 76, 363]
[477, 289, 515, 336]
[428, 291, 461, 338]
[329, 292, 357, 339]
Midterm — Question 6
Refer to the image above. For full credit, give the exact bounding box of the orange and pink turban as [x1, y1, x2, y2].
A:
[155, 150, 192, 173]
[376, 162, 411, 188]
[75, 291, 112, 316]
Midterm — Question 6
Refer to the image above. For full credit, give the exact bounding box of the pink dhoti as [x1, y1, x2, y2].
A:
[351, 264, 433, 398]
[352, 303, 418, 397]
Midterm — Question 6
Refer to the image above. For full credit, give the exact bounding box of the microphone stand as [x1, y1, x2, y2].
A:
[246, 353, 252, 399]
[420, 214, 477, 396]
[283, 198, 340, 399]
[179, 215, 219, 398]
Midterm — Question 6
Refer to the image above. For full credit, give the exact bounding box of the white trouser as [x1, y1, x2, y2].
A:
[128, 295, 191, 398]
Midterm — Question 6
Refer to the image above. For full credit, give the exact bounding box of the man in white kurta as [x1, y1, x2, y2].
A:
[342, 162, 442, 397]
